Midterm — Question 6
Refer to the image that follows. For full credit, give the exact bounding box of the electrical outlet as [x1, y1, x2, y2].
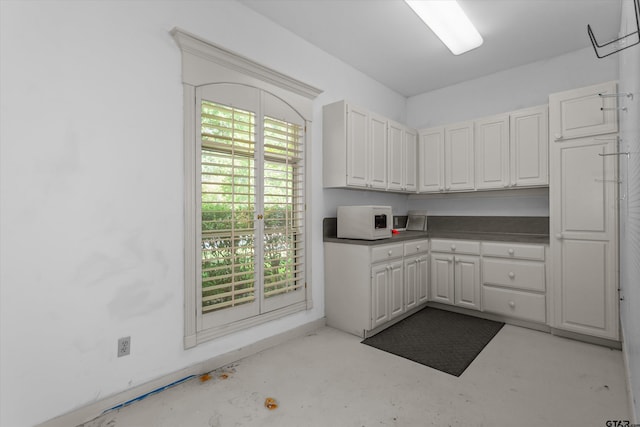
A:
[118, 336, 131, 357]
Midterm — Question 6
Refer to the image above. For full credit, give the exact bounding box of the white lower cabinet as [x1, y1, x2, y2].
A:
[371, 259, 403, 328]
[404, 255, 429, 310]
[481, 242, 547, 324]
[430, 239, 481, 310]
[324, 240, 429, 337]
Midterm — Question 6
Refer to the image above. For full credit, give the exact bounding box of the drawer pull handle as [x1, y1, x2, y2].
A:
[451, 245, 456, 251]
[508, 248, 515, 255]
[508, 300, 516, 308]
[508, 272, 515, 279]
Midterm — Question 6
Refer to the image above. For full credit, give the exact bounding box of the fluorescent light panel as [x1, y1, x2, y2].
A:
[405, 0, 483, 55]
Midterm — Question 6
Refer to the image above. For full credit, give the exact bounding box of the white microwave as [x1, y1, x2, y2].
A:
[337, 205, 392, 240]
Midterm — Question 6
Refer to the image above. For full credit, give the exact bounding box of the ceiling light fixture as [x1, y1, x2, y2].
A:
[405, 0, 483, 55]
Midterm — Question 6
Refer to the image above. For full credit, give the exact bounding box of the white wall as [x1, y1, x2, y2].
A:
[0, 1, 406, 426]
[617, 0, 640, 420]
[405, 46, 618, 217]
[407, 189, 550, 217]
[407, 47, 618, 129]
[323, 189, 409, 217]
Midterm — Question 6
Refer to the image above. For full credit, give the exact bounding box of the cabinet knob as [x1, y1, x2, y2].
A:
[503, 183, 509, 188]
[555, 233, 563, 240]
[508, 248, 515, 255]
[448, 257, 453, 262]
[554, 133, 563, 141]
[508, 300, 516, 308]
[451, 244, 456, 251]
[388, 250, 393, 256]
[454, 257, 459, 263]
[508, 272, 515, 278]
[416, 246, 420, 251]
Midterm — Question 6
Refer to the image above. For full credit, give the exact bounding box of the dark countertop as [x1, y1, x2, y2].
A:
[323, 230, 429, 246]
[323, 216, 550, 245]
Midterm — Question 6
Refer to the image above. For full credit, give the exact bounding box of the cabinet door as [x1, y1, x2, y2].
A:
[417, 256, 429, 304]
[549, 81, 618, 141]
[369, 113, 387, 189]
[371, 264, 390, 328]
[346, 105, 369, 187]
[419, 127, 445, 192]
[454, 255, 481, 310]
[404, 258, 419, 311]
[510, 105, 548, 187]
[389, 261, 404, 319]
[387, 121, 404, 191]
[551, 137, 618, 340]
[475, 114, 509, 190]
[445, 122, 475, 191]
[430, 253, 454, 305]
[404, 129, 418, 192]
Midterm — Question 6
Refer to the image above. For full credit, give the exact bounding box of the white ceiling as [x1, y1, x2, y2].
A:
[239, 0, 623, 97]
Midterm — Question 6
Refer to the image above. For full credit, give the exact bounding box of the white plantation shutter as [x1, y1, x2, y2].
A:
[197, 85, 306, 330]
[262, 115, 306, 310]
[200, 101, 257, 315]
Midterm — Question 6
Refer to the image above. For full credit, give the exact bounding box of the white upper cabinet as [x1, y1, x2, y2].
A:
[510, 105, 549, 187]
[418, 127, 445, 193]
[370, 112, 388, 190]
[404, 128, 418, 192]
[549, 81, 618, 142]
[474, 107, 548, 190]
[419, 124, 475, 193]
[345, 104, 369, 187]
[323, 100, 384, 189]
[387, 121, 404, 191]
[323, 100, 417, 193]
[388, 120, 418, 192]
[445, 121, 475, 191]
[420, 105, 548, 193]
[475, 114, 510, 190]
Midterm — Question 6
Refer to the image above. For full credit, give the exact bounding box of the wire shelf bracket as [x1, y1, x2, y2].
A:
[588, 0, 640, 58]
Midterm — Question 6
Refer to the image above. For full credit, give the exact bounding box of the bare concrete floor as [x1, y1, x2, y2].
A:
[82, 325, 630, 427]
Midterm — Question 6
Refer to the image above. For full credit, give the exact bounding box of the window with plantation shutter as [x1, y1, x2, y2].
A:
[195, 84, 308, 335]
[172, 27, 321, 348]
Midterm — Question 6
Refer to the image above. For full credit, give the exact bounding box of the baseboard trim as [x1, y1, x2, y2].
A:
[621, 327, 637, 423]
[425, 302, 552, 334]
[38, 317, 326, 427]
[550, 327, 622, 349]
[425, 303, 623, 349]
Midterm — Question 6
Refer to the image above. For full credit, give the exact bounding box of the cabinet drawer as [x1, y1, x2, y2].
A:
[482, 259, 545, 292]
[482, 286, 546, 323]
[431, 239, 480, 255]
[404, 239, 429, 256]
[371, 244, 404, 263]
[482, 242, 545, 260]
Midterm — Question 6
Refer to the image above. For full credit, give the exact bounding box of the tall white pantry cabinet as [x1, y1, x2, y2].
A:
[549, 81, 620, 341]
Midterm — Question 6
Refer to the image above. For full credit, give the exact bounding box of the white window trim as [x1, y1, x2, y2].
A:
[171, 27, 322, 348]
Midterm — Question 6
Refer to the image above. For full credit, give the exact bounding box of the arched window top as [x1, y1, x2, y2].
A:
[171, 27, 321, 120]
